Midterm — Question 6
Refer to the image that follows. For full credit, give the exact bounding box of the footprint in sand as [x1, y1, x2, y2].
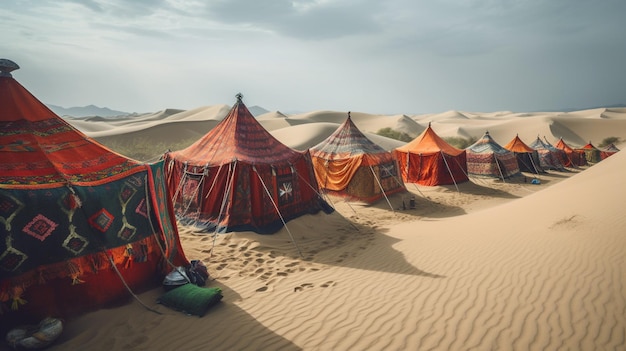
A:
[256, 286, 268, 292]
[320, 281, 337, 288]
[293, 283, 314, 292]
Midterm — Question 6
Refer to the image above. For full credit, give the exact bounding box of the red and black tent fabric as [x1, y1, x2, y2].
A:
[309, 113, 406, 204]
[0, 59, 187, 322]
[164, 94, 332, 235]
[600, 143, 620, 160]
[466, 131, 520, 180]
[555, 138, 587, 167]
[581, 142, 602, 163]
[394, 123, 468, 186]
[503, 135, 543, 174]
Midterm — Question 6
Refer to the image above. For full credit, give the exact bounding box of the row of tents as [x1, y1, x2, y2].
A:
[0, 59, 620, 326]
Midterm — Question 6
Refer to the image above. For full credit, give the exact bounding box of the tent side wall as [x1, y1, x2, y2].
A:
[395, 150, 468, 186]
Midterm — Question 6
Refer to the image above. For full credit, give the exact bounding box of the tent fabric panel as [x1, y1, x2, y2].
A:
[312, 155, 364, 192]
[396, 150, 468, 186]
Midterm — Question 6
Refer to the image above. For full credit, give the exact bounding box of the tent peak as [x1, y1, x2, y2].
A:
[235, 92, 243, 102]
[0, 58, 19, 77]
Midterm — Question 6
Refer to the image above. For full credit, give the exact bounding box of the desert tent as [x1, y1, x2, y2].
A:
[555, 138, 588, 167]
[164, 94, 332, 235]
[309, 112, 406, 207]
[503, 135, 544, 174]
[581, 142, 602, 163]
[465, 131, 520, 180]
[529, 137, 566, 171]
[394, 123, 468, 187]
[600, 143, 620, 160]
[0, 59, 188, 322]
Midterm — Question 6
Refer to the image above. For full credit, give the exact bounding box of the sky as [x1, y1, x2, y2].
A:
[2, 0, 625, 115]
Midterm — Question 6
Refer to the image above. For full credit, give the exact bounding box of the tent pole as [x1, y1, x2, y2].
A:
[440, 151, 460, 192]
[369, 165, 394, 212]
[494, 154, 506, 183]
[254, 166, 303, 258]
[210, 161, 237, 258]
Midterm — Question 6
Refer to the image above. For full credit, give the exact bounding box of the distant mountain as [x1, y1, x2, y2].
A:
[248, 105, 269, 117]
[47, 104, 130, 118]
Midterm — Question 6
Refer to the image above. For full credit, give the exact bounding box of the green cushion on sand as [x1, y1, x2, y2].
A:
[158, 284, 223, 317]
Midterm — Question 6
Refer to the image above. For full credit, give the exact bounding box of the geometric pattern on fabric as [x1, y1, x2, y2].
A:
[62, 225, 89, 255]
[135, 198, 148, 218]
[117, 218, 138, 241]
[119, 181, 138, 212]
[379, 162, 397, 179]
[277, 173, 295, 207]
[0, 242, 28, 272]
[22, 214, 58, 241]
[88, 208, 115, 233]
[0, 192, 24, 231]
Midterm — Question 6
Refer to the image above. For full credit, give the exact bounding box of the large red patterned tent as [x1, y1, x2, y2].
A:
[164, 94, 332, 235]
[309, 113, 406, 205]
[0, 59, 187, 323]
[394, 123, 468, 187]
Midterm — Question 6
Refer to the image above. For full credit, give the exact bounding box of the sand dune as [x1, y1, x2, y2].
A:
[34, 105, 626, 351]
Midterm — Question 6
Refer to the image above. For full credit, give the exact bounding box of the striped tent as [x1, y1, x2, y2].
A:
[555, 138, 587, 167]
[529, 137, 566, 171]
[466, 131, 520, 180]
[309, 113, 406, 206]
[600, 143, 620, 160]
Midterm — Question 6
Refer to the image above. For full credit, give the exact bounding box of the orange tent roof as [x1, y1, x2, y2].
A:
[555, 138, 575, 152]
[395, 123, 464, 156]
[504, 135, 535, 153]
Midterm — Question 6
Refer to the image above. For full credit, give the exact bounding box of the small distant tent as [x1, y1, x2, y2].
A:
[581, 142, 602, 163]
[466, 131, 520, 180]
[555, 138, 587, 167]
[309, 112, 406, 206]
[164, 94, 332, 235]
[0, 59, 187, 321]
[529, 137, 566, 171]
[503, 135, 543, 174]
[600, 143, 620, 160]
[394, 123, 468, 187]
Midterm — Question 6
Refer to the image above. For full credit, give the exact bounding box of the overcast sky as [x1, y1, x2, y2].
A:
[2, 0, 625, 114]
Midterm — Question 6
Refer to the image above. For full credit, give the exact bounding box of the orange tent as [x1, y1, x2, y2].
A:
[394, 123, 468, 187]
[0, 59, 187, 324]
[581, 142, 601, 163]
[503, 135, 543, 174]
[555, 138, 587, 167]
[310, 113, 405, 205]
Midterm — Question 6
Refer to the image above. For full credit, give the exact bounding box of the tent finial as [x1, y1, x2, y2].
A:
[348, 111, 351, 118]
[235, 92, 243, 102]
[0, 59, 19, 77]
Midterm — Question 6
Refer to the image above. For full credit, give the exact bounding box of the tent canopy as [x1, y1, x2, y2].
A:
[165, 94, 332, 234]
[309, 113, 405, 203]
[503, 135, 543, 174]
[529, 137, 566, 171]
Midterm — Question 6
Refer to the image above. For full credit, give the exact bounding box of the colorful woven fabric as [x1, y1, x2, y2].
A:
[164, 94, 332, 234]
[503, 135, 544, 174]
[0, 69, 188, 319]
[529, 137, 566, 171]
[309, 114, 405, 203]
[466, 132, 520, 179]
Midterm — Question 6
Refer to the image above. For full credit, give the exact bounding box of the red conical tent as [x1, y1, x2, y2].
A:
[555, 138, 587, 167]
[0, 59, 187, 323]
[394, 123, 468, 186]
[503, 135, 543, 174]
[164, 94, 332, 234]
[600, 143, 620, 160]
[309, 113, 406, 205]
